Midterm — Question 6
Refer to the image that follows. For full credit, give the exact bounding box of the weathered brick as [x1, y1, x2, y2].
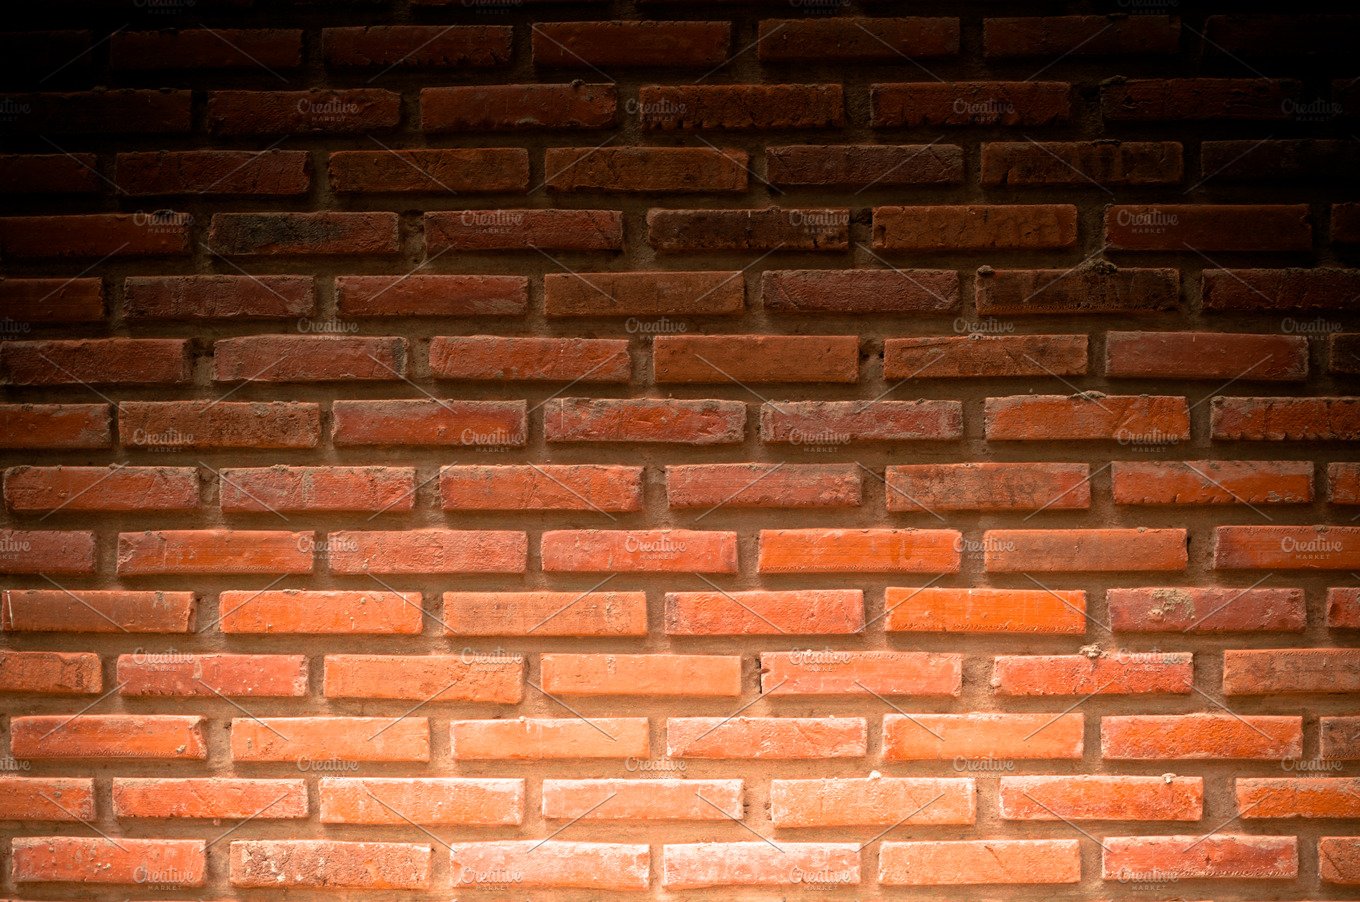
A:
[873, 82, 1070, 126]
[666, 463, 861, 509]
[761, 399, 962, 444]
[759, 528, 961, 573]
[208, 89, 401, 135]
[1102, 714, 1302, 759]
[444, 591, 648, 637]
[985, 16, 1179, 57]
[545, 270, 743, 317]
[422, 83, 616, 131]
[638, 84, 844, 130]
[668, 716, 867, 759]
[884, 335, 1087, 379]
[425, 209, 622, 252]
[323, 25, 510, 68]
[762, 269, 959, 314]
[329, 148, 528, 193]
[1103, 78, 1300, 120]
[985, 528, 1188, 572]
[546, 398, 745, 444]
[5, 465, 198, 512]
[977, 264, 1180, 314]
[654, 334, 859, 382]
[982, 141, 1182, 186]
[666, 589, 864, 636]
[442, 464, 642, 512]
[534, 21, 730, 68]
[546, 146, 747, 192]
[1108, 586, 1306, 633]
[767, 144, 963, 186]
[874, 204, 1077, 250]
[1105, 204, 1312, 251]
[886, 462, 1090, 512]
[759, 17, 958, 61]
[1112, 460, 1313, 506]
[880, 839, 1080, 885]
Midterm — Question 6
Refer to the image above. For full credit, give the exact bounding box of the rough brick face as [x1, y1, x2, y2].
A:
[1, 6, 1354, 900]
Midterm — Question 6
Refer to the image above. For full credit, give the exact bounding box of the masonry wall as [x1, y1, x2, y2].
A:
[0, 2, 1359, 899]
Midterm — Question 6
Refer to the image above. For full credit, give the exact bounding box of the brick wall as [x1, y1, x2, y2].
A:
[1, 3, 1359, 898]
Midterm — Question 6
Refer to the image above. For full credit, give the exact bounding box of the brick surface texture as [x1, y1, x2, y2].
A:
[0, 3, 1358, 900]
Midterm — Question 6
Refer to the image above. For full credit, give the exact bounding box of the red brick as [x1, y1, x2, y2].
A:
[771, 777, 975, 827]
[759, 528, 960, 574]
[1333, 333, 1360, 375]
[113, 778, 308, 820]
[324, 654, 523, 703]
[323, 25, 510, 68]
[544, 778, 741, 821]
[1102, 714, 1303, 759]
[1207, 15, 1360, 56]
[125, 274, 315, 320]
[442, 464, 642, 512]
[2, 589, 195, 634]
[762, 268, 959, 314]
[11, 715, 207, 760]
[1323, 718, 1360, 759]
[655, 334, 859, 382]
[872, 81, 1070, 126]
[451, 841, 648, 891]
[5, 465, 198, 512]
[230, 840, 430, 890]
[1224, 648, 1360, 694]
[766, 143, 963, 187]
[546, 146, 747, 192]
[336, 274, 526, 317]
[0, 403, 110, 449]
[1109, 586, 1306, 633]
[430, 336, 630, 382]
[649, 207, 849, 252]
[1202, 267, 1360, 311]
[638, 84, 844, 130]
[117, 530, 313, 575]
[118, 653, 307, 698]
[212, 335, 405, 382]
[1201, 138, 1360, 181]
[761, 399, 962, 444]
[664, 842, 859, 889]
[884, 713, 1084, 760]
[329, 148, 528, 193]
[667, 463, 860, 509]
[0, 777, 94, 821]
[0, 529, 94, 574]
[542, 529, 737, 573]
[668, 716, 866, 759]
[220, 589, 421, 635]
[12, 837, 205, 886]
[208, 211, 399, 256]
[422, 83, 616, 131]
[874, 204, 1077, 251]
[0, 651, 101, 694]
[534, 21, 729, 67]
[320, 777, 523, 825]
[2, 338, 188, 385]
[986, 394, 1190, 442]
[993, 652, 1192, 696]
[985, 528, 1188, 572]
[444, 591, 648, 637]
[0, 153, 99, 194]
[977, 264, 1180, 314]
[1212, 396, 1360, 441]
[1001, 775, 1203, 821]
[231, 717, 430, 763]
[985, 15, 1179, 57]
[1106, 204, 1312, 251]
[546, 397, 745, 444]
[545, 270, 743, 317]
[111, 29, 302, 70]
[1102, 835, 1297, 881]
[982, 141, 1182, 186]
[0, 90, 191, 134]
[665, 589, 864, 636]
[425, 209, 622, 252]
[116, 150, 310, 196]
[451, 717, 649, 760]
[758, 17, 958, 61]
[1113, 460, 1313, 506]
[220, 466, 414, 514]
[0, 277, 103, 322]
[208, 89, 401, 135]
[1215, 525, 1360, 570]
[1107, 330, 1308, 381]
[1334, 203, 1360, 244]
[761, 650, 961, 696]
[1322, 837, 1360, 884]
[328, 529, 527, 574]
[886, 462, 1089, 513]
[542, 653, 740, 696]
[885, 586, 1087, 634]
[885, 335, 1087, 380]
[880, 839, 1080, 886]
[332, 399, 525, 447]
[1103, 78, 1300, 120]
[1237, 778, 1360, 818]
[1329, 587, 1360, 628]
[0, 213, 189, 258]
